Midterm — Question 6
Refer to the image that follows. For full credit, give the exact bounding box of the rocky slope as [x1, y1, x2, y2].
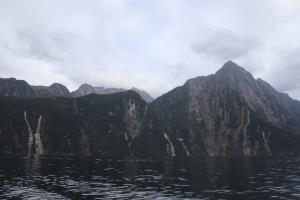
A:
[72, 84, 153, 103]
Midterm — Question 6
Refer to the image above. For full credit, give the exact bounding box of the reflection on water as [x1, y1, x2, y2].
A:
[0, 155, 300, 199]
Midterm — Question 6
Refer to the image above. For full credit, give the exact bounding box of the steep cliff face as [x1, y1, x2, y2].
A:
[140, 61, 300, 157]
[0, 78, 35, 97]
[0, 91, 146, 157]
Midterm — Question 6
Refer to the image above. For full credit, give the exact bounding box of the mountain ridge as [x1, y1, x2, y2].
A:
[71, 84, 153, 103]
[0, 78, 153, 103]
[0, 61, 300, 157]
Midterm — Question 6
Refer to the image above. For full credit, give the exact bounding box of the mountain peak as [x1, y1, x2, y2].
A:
[217, 60, 246, 74]
[215, 60, 254, 83]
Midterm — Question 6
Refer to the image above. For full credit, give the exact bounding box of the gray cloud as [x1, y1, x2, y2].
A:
[191, 29, 262, 60]
[0, 0, 299, 99]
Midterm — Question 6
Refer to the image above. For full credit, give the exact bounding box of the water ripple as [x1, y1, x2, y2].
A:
[0, 156, 300, 199]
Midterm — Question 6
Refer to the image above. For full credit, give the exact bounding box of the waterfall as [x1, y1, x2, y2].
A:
[164, 133, 176, 157]
[24, 111, 33, 156]
[34, 115, 44, 154]
[178, 138, 191, 157]
[243, 110, 251, 155]
[24, 111, 44, 155]
[262, 131, 272, 155]
[124, 132, 131, 148]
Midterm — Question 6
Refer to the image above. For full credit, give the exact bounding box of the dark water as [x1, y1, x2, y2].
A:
[0, 155, 300, 199]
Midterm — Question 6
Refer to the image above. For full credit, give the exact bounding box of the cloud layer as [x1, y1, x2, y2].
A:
[0, 0, 300, 99]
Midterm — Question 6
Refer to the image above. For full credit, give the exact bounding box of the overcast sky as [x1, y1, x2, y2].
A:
[0, 0, 300, 99]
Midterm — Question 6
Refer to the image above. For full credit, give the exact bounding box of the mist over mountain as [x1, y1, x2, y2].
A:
[71, 84, 153, 103]
[0, 61, 300, 157]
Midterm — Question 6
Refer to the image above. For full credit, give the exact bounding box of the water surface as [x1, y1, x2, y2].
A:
[0, 155, 299, 199]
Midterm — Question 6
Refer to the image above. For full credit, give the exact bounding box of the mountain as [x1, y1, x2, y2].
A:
[0, 77, 152, 102]
[72, 84, 153, 103]
[0, 78, 36, 97]
[134, 61, 300, 157]
[32, 83, 71, 97]
[0, 78, 71, 98]
[0, 61, 300, 157]
[0, 91, 147, 156]
[71, 84, 125, 97]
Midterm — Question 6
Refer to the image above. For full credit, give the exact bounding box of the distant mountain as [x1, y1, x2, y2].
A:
[32, 83, 71, 97]
[0, 61, 300, 157]
[71, 84, 125, 97]
[0, 78, 71, 98]
[72, 84, 153, 103]
[0, 78, 153, 102]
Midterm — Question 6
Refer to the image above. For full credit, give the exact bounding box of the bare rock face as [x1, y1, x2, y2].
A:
[0, 78, 35, 97]
[138, 61, 300, 157]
